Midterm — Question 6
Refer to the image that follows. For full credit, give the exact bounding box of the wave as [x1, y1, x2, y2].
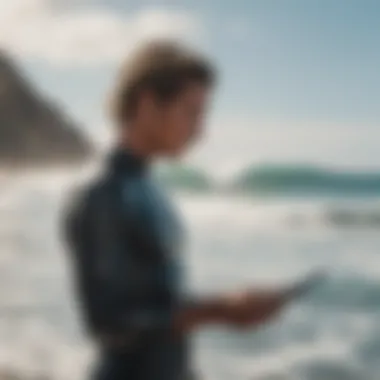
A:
[289, 205, 380, 228]
[177, 194, 380, 231]
[154, 164, 380, 196]
[232, 165, 380, 196]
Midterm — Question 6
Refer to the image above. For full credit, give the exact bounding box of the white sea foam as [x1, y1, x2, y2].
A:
[0, 175, 378, 379]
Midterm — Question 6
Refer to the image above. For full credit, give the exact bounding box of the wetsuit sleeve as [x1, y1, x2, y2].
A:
[65, 184, 177, 340]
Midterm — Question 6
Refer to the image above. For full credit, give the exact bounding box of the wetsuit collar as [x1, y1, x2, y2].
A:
[109, 147, 149, 175]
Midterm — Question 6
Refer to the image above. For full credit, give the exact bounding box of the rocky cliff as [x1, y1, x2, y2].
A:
[0, 52, 93, 168]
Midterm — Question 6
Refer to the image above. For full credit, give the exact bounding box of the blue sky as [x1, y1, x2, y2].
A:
[1, 0, 379, 174]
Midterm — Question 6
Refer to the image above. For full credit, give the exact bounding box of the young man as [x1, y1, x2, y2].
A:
[64, 42, 288, 380]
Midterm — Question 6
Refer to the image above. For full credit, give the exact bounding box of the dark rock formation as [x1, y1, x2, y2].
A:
[0, 51, 93, 168]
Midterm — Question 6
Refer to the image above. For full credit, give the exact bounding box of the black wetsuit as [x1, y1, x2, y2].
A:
[64, 149, 191, 380]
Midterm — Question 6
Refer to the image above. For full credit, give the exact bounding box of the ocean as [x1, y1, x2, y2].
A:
[0, 172, 380, 380]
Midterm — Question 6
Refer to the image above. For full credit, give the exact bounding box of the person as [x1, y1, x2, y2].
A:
[63, 41, 289, 380]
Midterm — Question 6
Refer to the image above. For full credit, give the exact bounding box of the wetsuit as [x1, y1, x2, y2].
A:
[64, 149, 191, 380]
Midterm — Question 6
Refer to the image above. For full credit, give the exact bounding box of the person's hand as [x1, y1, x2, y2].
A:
[222, 288, 287, 329]
[173, 288, 288, 334]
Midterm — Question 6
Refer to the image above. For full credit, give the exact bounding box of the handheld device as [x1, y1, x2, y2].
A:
[284, 271, 326, 301]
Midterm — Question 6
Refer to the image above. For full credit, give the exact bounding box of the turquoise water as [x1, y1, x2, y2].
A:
[0, 175, 379, 379]
[231, 165, 380, 196]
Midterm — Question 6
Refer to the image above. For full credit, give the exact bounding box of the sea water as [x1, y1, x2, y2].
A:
[0, 174, 380, 380]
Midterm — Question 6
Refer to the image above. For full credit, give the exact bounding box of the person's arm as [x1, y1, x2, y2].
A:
[65, 184, 286, 345]
[121, 186, 287, 337]
[173, 289, 287, 334]
[131, 197, 286, 335]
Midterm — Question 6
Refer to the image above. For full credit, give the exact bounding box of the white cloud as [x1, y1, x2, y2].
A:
[0, 0, 201, 66]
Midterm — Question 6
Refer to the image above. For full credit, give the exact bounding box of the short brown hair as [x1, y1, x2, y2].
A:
[110, 41, 216, 125]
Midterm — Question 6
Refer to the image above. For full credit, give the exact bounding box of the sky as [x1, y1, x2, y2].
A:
[0, 0, 379, 175]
